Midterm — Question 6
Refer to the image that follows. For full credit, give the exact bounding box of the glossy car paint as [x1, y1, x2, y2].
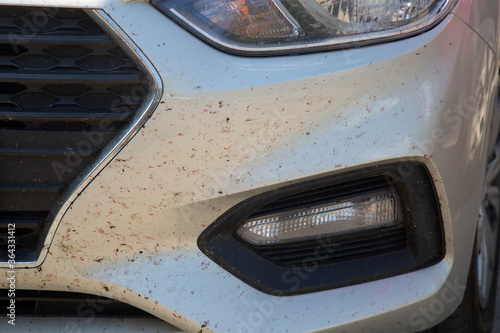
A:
[0, 0, 499, 332]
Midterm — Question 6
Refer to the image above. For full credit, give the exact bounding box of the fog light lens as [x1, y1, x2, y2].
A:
[236, 191, 401, 245]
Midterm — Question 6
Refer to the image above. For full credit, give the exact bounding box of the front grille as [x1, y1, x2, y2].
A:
[0, 289, 153, 317]
[0, 7, 150, 261]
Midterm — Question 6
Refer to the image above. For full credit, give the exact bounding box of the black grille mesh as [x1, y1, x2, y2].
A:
[0, 7, 149, 260]
[256, 225, 407, 267]
[0, 289, 153, 317]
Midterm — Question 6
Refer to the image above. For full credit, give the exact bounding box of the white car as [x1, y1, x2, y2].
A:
[0, 0, 499, 332]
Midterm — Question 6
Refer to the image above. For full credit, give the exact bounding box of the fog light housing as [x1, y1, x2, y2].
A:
[198, 162, 444, 295]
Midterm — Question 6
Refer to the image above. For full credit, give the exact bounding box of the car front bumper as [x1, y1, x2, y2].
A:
[1, 0, 499, 332]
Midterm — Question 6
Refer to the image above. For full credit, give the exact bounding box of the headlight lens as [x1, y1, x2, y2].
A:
[152, 0, 455, 55]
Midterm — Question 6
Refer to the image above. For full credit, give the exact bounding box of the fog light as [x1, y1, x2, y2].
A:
[237, 191, 401, 245]
[198, 163, 444, 295]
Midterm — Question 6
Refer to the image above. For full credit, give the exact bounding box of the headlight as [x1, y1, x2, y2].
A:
[152, 0, 456, 55]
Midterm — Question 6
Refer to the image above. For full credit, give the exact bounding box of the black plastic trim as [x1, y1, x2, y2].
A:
[0, 289, 153, 317]
[198, 162, 444, 295]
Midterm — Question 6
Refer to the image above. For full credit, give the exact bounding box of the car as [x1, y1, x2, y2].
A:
[0, 0, 499, 332]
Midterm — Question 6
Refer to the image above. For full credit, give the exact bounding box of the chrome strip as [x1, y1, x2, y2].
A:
[1, 9, 163, 268]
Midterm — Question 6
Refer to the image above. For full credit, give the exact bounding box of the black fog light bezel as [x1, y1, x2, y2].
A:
[198, 162, 444, 295]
